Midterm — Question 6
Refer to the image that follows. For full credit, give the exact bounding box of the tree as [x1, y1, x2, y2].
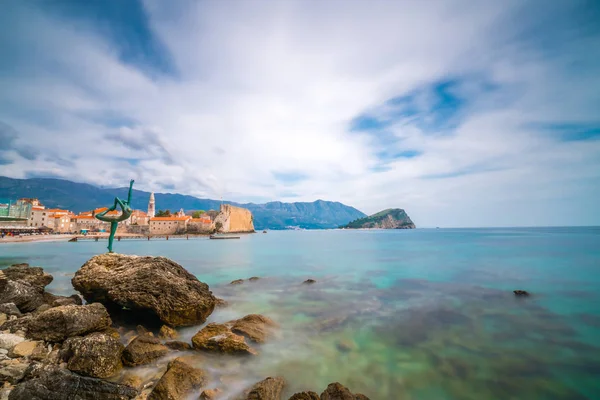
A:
[156, 210, 171, 217]
[192, 210, 205, 218]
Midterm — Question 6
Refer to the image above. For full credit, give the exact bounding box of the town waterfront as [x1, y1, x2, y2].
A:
[2, 228, 600, 399]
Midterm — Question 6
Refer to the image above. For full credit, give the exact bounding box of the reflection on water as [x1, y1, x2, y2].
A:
[2, 228, 600, 399]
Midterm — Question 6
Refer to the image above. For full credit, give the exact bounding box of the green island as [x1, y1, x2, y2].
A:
[340, 208, 415, 229]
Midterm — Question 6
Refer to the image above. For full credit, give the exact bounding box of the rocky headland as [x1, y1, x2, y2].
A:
[340, 208, 415, 229]
[0, 256, 371, 400]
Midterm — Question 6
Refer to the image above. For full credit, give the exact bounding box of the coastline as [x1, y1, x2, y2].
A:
[0, 232, 259, 244]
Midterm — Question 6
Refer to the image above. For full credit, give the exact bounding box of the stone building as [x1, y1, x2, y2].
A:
[149, 216, 191, 235]
[147, 192, 155, 218]
[213, 204, 255, 233]
[187, 215, 213, 233]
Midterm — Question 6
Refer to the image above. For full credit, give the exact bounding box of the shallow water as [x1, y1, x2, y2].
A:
[2, 228, 600, 399]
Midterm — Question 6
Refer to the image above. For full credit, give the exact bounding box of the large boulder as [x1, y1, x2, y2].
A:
[192, 323, 257, 355]
[147, 357, 206, 400]
[8, 365, 138, 400]
[241, 377, 285, 400]
[320, 383, 370, 400]
[0, 272, 45, 313]
[0, 360, 29, 384]
[0, 303, 22, 317]
[42, 292, 82, 308]
[230, 314, 278, 344]
[2, 264, 53, 290]
[61, 332, 124, 378]
[26, 303, 112, 342]
[122, 334, 168, 367]
[72, 254, 216, 327]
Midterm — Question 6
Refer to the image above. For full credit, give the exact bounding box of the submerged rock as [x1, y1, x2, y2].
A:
[215, 298, 229, 308]
[248, 277, 260, 281]
[72, 254, 216, 327]
[192, 323, 257, 355]
[122, 334, 168, 367]
[61, 332, 124, 378]
[230, 314, 278, 344]
[302, 279, 316, 285]
[320, 383, 370, 400]
[513, 290, 530, 297]
[230, 279, 244, 285]
[25, 303, 112, 342]
[147, 357, 206, 400]
[241, 376, 285, 400]
[8, 366, 138, 400]
[200, 388, 222, 400]
[288, 392, 319, 400]
[165, 341, 192, 351]
[120, 372, 144, 391]
[158, 325, 178, 340]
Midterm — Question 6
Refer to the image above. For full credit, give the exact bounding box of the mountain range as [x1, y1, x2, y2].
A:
[0, 177, 366, 230]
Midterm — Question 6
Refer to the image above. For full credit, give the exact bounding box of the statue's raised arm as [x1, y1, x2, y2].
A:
[95, 179, 135, 253]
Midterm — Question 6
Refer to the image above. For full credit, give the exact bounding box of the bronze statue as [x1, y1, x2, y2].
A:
[95, 179, 134, 253]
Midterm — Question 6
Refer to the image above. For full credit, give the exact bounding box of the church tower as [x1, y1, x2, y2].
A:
[148, 192, 155, 218]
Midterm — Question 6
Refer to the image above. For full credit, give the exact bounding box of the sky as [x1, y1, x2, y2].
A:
[1, 0, 599, 227]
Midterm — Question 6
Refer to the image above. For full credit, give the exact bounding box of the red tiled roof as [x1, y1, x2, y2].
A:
[150, 217, 191, 221]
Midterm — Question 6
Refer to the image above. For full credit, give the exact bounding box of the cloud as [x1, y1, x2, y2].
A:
[0, 0, 599, 226]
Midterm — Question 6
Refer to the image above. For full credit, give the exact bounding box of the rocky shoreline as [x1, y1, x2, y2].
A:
[0, 255, 370, 400]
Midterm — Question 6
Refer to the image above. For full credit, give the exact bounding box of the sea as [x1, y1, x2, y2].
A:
[2, 227, 600, 399]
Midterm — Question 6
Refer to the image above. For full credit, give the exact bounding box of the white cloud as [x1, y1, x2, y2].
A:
[1, 0, 599, 226]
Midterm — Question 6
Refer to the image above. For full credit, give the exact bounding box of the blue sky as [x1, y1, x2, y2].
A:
[1, 0, 599, 227]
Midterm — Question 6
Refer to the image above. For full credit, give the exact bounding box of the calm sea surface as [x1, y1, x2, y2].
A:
[2, 228, 600, 399]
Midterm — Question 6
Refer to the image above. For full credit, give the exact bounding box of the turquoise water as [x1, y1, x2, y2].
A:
[2, 228, 600, 399]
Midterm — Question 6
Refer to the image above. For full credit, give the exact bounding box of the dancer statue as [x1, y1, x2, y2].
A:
[95, 179, 134, 253]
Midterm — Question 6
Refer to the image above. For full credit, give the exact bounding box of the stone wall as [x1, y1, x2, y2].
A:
[214, 204, 255, 233]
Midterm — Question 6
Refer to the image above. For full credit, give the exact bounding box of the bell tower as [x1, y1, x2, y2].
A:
[147, 192, 155, 218]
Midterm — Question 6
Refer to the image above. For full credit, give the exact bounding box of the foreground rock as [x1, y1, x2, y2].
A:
[0, 334, 25, 351]
[72, 254, 216, 327]
[158, 325, 178, 339]
[122, 334, 168, 367]
[165, 341, 192, 351]
[230, 314, 278, 344]
[200, 389, 222, 400]
[192, 323, 256, 355]
[513, 290, 530, 297]
[8, 341, 39, 358]
[0, 272, 45, 313]
[241, 377, 285, 400]
[25, 303, 112, 342]
[8, 366, 138, 400]
[0, 303, 21, 317]
[2, 264, 53, 290]
[320, 383, 370, 400]
[148, 357, 206, 400]
[0, 360, 29, 384]
[61, 332, 124, 378]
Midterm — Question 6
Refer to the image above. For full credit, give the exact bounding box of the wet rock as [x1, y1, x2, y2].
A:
[158, 325, 178, 340]
[288, 392, 319, 400]
[248, 277, 260, 281]
[61, 332, 124, 378]
[0, 273, 45, 313]
[26, 303, 112, 342]
[242, 376, 285, 400]
[42, 292, 82, 307]
[230, 314, 278, 343]
[0, 304, 21, 317]
[120, 372, 144, 390]
[72, 254, 216, 327]
[336, 339, 356, 353]
[136, 325, 149, 335]
[2, 264, 53, 290]
[165, 341, 192, 351]
[230, 279, 244, 285]
[302, 279, 316, 285]
[8, 365, 138, 399]
[0, 334, 24, 351]
[320, 383, 370, 400]
[148, 357, 206, 400]
[122, 334, 168, 367]
[192, 323, 257, 355]
[0, 360, 29, 384]
[513, 290, 530, 297]
[8, 341, 38, 358]
[100, 327, 121, 340]
[200, 388, 222, 399]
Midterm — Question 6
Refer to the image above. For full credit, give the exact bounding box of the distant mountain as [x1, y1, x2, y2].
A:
[0, 177, 366, 230]
[340, 208, 415, 229]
